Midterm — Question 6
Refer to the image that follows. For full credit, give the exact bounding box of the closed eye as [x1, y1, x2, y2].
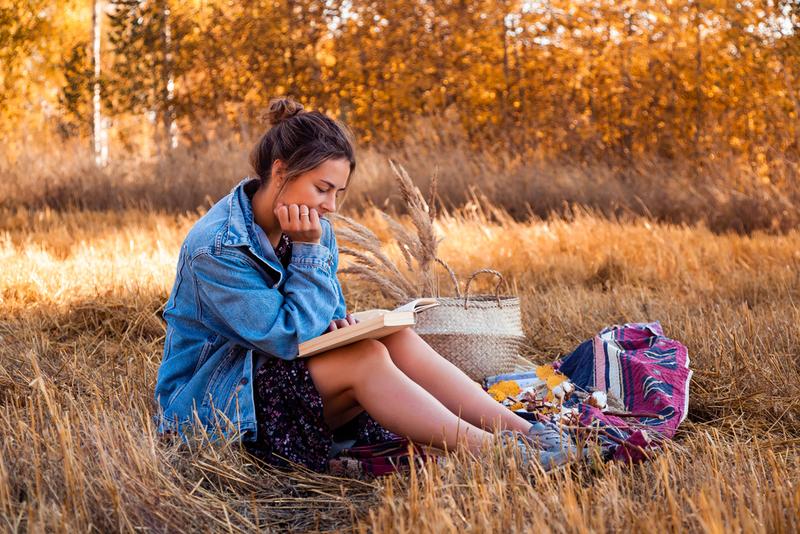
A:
[320, 179, 347, 195]
[317, 186, 346, 195]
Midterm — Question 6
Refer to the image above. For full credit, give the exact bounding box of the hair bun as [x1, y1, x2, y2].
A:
[264, 97, 305, 127]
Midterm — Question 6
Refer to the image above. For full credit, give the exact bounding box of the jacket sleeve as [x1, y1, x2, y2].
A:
[190, 239, 340, 360]
[328, 222, 348, 321]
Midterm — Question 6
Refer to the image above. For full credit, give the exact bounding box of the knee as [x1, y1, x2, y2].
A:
[348, 339, 393, 372]
[383, 328, 430, 364]
[351, 339, 391, 360]
[307, 340, 392, 388]
[392, 327, 422, 344]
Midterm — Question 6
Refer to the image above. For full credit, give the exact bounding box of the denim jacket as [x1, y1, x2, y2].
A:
[154, 177, 347, 443]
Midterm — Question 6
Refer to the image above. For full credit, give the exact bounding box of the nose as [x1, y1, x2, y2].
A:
[320, 197, 336, 214]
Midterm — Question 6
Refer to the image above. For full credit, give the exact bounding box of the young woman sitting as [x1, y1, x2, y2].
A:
[154, 97, 579, 473]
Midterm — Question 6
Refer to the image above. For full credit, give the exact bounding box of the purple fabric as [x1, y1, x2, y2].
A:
[328, 439, 441, 478]
[554, 321, 692, 460]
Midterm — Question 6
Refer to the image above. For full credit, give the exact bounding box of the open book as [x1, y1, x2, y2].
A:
[297, 298, 440, 358]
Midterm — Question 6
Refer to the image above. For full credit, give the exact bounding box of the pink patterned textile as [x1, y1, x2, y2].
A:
[486, 321, 692, 462]
[554, 321, 692, 461]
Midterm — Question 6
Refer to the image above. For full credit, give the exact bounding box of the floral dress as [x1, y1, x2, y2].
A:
[244, 232, 398, 473]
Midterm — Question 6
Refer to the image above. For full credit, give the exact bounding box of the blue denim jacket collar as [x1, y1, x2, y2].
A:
[224, 177, 284, 284]
[223, 177, 258, 247]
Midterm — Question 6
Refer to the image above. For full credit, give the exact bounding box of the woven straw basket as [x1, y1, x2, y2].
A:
[413, 268, 525, 382]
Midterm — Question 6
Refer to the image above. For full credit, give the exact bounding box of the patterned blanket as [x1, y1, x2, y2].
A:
[486, 321, 692, 462]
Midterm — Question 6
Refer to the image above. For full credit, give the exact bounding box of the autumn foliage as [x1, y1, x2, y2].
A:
[4, 1, 799, 170]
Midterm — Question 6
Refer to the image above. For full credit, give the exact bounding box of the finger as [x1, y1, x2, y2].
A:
[299, 204, 311, 225]
[274, 205, 289, 228]
[336, 319, 349, 329]
[326, 321, 338, 332]
[309, 208, 320, 227]
[288, 204, 300, 224]
[345, 314, 357, 326]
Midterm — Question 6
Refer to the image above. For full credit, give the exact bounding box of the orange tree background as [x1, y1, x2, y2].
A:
[3, 0, 799, 180]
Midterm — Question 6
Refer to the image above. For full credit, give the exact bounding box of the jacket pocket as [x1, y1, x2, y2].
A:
[202, 345, 240, 413]
[192, 334, 220, 376]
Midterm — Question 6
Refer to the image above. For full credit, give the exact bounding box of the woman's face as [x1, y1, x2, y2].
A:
[273, 158, 350, 216]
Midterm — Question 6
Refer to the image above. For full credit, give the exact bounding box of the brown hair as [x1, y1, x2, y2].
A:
[250, 97, 356, 202]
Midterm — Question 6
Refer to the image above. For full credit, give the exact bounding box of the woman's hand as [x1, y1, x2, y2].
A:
[274, 203, 322, 244]
[325, 313, 359, 333]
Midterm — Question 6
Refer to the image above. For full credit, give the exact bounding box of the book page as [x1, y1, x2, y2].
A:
[350, 298, 439, 322]
[392, 297, 439, 314]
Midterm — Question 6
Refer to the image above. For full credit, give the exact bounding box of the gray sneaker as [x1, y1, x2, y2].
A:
[500, 428, 588, 472]
[526, 420, 575, 453]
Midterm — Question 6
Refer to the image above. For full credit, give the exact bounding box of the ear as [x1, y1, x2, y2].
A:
[271, 159, 285, 183]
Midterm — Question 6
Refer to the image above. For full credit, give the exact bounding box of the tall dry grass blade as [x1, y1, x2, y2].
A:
[429, 165, 439, 223]
[330, 214, 418, 293]
[333, 226, 381, 250]
[433, 257, 462, 298]
[340, 265, 411, 302]
[377, 211, 421, 271]
[389, 160, 440, 296]
[332, 214, 417, 292]
[338, 246, 417, 297]
[328, 212, 383, 243]
[333, 227, 418, 295]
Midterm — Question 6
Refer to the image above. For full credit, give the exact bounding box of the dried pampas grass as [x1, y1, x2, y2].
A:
[330, 160, 459, 303]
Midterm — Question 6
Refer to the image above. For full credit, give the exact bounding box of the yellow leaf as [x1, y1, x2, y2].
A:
[535, 364, 556, 381]
[547, 374, 567, 389]
[537, 364, 569, 389]
[487, 380, 521, 402]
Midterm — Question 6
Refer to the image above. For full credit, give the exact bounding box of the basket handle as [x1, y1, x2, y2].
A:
[433, 257, 462, 298]
[463, 269, 508, 309]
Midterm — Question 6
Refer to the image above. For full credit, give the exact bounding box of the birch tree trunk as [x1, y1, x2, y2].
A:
[692, 0, 704, 165]
[92, 0, 108, 166]
[162, 0, 178, 150]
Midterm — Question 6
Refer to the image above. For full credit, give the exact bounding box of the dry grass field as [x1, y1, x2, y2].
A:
[1, 199, 799, 532]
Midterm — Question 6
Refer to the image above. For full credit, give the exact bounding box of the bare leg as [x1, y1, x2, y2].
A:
[306, 339, 494, 453]
[379, 328, 532, 434]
